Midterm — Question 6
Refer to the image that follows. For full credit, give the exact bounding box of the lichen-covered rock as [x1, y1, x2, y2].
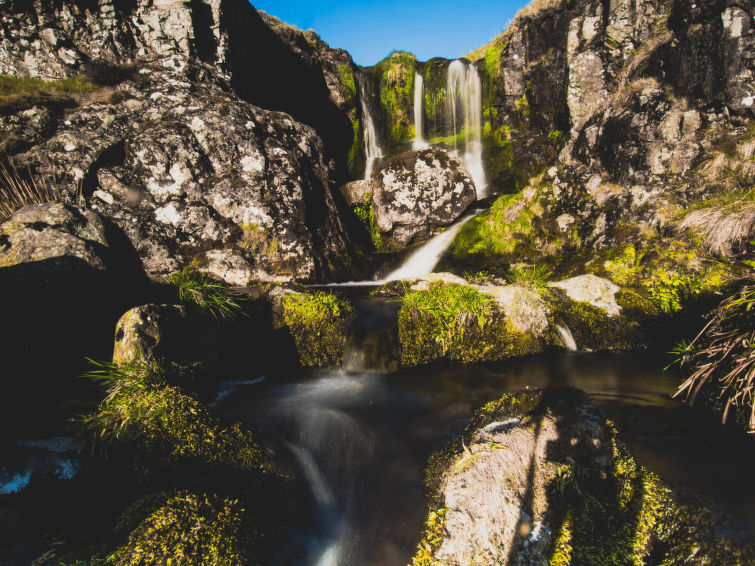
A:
[549, 274, 621, 316]
[113, 304, 219, 398]
[412, 387, 755, 566]
[0, 2, 367, 284]
[371, 147, 477, 248]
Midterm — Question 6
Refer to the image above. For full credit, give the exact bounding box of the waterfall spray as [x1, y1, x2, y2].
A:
[413, 72, 428, 150]
[357, 73, 383, 180]
[446, 60, 487, 198]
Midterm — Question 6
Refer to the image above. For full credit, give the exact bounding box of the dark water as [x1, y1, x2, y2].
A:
[216, 351, 755, 566]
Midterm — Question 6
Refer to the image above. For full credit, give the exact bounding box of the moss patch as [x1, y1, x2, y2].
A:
[352, 191, 383, 250]
[0, 74, 97, 113]
[282, 291, 353, 367]
[109, 492, 255, 566]
[398, 282, 540, 366]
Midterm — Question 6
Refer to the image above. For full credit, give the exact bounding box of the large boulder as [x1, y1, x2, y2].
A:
[413, 388, 755, 565]
[370, 148, 477, 248]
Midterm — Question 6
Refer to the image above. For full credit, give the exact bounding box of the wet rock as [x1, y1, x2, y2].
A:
[371, 148, 477, 248]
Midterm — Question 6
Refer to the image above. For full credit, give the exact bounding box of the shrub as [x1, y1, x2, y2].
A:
[167, 267, 244, 319]
[675, 283, 755, 431]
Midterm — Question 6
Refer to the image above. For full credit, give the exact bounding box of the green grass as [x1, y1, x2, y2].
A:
[282, 291, 352, 328]
[0, 74, 96, 112]
[167, 267, 244, 319]
[506, 263, 553, 291]
[79, 358, 263, 473]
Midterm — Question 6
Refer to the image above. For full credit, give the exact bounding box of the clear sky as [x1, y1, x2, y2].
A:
[250, 1, 529, 66]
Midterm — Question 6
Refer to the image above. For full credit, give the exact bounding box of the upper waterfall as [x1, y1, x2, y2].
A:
[446, 60, 487, 199]
[357, 72, 384, 180]
[413, 72, 428, 150]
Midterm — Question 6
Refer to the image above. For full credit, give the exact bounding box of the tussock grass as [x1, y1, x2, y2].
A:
[167, 266, 244, 319]
[506, 263, 553, 291]
[402, 282, 495, 337]
[0, 160, 63, 221]
[675, 283, 755, 432]
[678, 125, 755, 254]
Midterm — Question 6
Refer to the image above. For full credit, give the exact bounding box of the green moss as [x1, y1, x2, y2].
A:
[81, 359, 264, 477]
[336, 65, 356, 103]
[451, 191, 545, 259]
[398, 282, 540, 366]
[371, 51, 417, 151]
[281, 291, 353, 367]
[109, 492, 254, 566]
[352, 191, 383, 250]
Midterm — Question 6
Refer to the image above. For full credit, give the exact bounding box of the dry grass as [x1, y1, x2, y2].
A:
[678, 125, 755, 254]
[675, 283, 755, 432]
[0, 161, 63, 221]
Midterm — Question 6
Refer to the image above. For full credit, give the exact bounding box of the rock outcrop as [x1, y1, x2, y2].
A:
[0, 0, 366, 283]
[370, 148, 477, 248]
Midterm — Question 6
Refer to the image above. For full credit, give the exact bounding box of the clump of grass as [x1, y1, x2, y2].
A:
[506, 263, 552, 291]
[79, 358, 264, 473]
[401, 282, 495, 345]
[675, 283, 755, 431]
[0, 160, 63, 221]
[0, 74, 96, 112]
[167, 267, 244, 319]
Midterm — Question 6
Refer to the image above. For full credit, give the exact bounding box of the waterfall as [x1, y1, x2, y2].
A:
[383, 212, 479, 280]
[556, 323, 578, 352]
[446, 60, 487, 199]
[413, 72, 428, 150]
[357, 73, 383, 179]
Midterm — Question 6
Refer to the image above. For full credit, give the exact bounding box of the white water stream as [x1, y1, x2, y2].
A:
[447, 60, 487, 198]
[412, 72, 428, 150]
[357, 73, 384, 179]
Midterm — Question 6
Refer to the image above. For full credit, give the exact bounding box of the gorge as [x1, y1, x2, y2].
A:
[0, 0, 754, 565]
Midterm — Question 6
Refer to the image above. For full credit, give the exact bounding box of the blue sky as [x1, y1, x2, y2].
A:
[251, 1, 529, 66]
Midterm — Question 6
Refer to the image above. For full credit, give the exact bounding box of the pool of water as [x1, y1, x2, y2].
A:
[216, 351, 755, 566]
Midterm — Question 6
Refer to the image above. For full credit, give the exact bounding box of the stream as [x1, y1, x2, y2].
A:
[216, 349, 755, 566]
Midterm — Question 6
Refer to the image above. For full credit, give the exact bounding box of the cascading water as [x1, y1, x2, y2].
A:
[412, 72, 428, 150]
[383, 211, 479, 280]
[446, 60, 487, 199]
[357, 73, 384, 179]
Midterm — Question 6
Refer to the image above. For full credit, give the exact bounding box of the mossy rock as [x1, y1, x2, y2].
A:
[109, 492, 258, 566]
[397, 282, 541, 366]
[412, 387, 755, 565]
[281, 291, 353, 367]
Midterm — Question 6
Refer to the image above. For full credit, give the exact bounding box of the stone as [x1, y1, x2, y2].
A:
[550, 274, 622, 316]
[371, 147, 476, 247]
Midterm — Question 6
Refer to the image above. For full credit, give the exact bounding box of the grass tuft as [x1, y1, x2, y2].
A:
[0, 160, 65, 221]
[675, 283, 755, 431]
[506, 263, 553, 291]
[167, 267, 244, 319]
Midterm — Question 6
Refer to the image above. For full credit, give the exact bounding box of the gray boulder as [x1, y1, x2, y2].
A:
[371, 147, 477, 248]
